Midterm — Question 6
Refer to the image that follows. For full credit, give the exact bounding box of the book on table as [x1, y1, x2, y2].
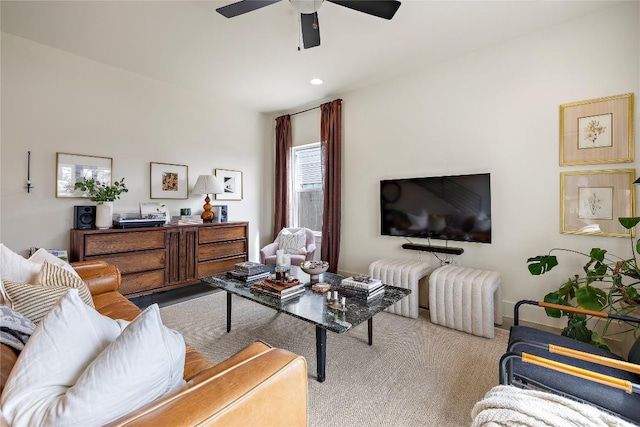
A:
[251, 277, 304, 299]
[227, 270, 270, 282]
[337, 284, 386, 302]
[340, 276, 383, 292]
[252, 281, 305, 299]
[234, 261, 269, 276]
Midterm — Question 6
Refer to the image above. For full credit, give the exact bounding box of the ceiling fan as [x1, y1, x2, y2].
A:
[216, 0, 401, 49]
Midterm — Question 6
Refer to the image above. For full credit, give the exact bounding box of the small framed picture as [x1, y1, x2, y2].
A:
[56, 152, 113, 198]
[560, 93, 634, 166]
[215, 168, 243, 200]
[560, 169, 635, 237]
[150, 162, 188, 199]
[140, 202, 168, 219]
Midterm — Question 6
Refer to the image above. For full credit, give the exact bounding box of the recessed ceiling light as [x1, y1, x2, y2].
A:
[310, 78, 324, 85]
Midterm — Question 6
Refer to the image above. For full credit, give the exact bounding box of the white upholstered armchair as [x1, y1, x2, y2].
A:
[260, 228, 317, 265]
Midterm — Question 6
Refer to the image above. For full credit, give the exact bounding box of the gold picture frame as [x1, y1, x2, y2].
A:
[560, 169, 635, 237]
[560, 93, 634, 166]
[150, 162, 189, 199]
[56, 152, 113, 198]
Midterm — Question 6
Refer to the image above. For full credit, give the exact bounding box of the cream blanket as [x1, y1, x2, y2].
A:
[471, 385, 636, 427]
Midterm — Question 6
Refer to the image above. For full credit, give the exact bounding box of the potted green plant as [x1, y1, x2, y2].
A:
[527, 217, 640, 350]
[74, 177, 128, 229]
[74, 177, 128, 203]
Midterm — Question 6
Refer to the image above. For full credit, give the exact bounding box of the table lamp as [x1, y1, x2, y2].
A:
[192, 175, 224, 223]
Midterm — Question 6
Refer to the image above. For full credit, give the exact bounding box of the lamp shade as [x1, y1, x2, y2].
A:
[193, 175, 224, 195]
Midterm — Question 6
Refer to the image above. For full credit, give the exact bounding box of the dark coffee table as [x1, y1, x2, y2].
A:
[202, 266, 411, 382]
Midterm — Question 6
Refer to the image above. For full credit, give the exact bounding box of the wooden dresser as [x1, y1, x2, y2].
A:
[70, 222, 248, 297]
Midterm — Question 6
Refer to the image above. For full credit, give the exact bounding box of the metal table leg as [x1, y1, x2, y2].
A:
[226, 292, 232, 333]
[368, 318, 373, 346]
[316, 326, 327, 382]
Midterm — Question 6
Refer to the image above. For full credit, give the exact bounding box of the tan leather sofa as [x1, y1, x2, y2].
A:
[0, 261, 308, 426]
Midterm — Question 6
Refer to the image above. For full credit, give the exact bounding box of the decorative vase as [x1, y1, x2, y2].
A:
[95, 201, 113, 229]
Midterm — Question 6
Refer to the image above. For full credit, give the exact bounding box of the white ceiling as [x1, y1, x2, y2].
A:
[1, 0, 624, 113]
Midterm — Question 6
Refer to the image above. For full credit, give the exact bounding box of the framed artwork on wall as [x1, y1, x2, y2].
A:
[56, 152, 112, 198]
[215, 168, 243, 200]
[140, 202, 168, 219]
[560, 169, 635, 237]
[150, 162, 188, 199]
[560, 93, 634, 166]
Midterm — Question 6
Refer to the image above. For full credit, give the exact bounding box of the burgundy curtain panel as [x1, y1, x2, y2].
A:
[274, 115, 292, 239]
[320, 99, 342, 273]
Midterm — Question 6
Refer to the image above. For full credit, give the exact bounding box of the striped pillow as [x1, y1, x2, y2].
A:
[38, 261, 94, 309]
[0, 262, 94, 324]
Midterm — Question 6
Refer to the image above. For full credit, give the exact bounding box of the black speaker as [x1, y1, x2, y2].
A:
[213, 205, 228, 222]
[74, 206, 96, 229]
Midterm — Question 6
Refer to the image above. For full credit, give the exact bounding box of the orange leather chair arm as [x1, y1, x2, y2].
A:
[0, 344, 18, 395]
[71, 262, 121, 296]
[107, 342, 308, 427]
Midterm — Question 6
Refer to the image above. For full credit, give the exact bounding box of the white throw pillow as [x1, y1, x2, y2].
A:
[1, 289, 127, 425]
[29, 248, 79, 281]
[1, 289, 185, 427]
[0, 244, 41, 285]
[278, 229, 307, 255]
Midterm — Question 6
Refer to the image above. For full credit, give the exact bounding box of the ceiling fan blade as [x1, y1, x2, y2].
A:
[327, 0, 400, 20]
[301, 12, 321, 49]
[216, 0, 281, 18]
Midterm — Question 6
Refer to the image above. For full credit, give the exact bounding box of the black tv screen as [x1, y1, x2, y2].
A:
[380, 173, 491, 243]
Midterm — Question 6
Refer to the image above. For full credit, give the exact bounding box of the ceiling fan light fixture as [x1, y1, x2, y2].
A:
[310, 78, 324, 85]
[290, 0, 324, 14]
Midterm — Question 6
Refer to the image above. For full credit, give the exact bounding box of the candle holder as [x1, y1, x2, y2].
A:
[25, 151, 34, 193]
[326, 291, 347, 312]
[275, 265, 288, 281]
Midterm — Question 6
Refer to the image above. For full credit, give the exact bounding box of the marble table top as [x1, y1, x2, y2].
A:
[202, 265, 411, 334]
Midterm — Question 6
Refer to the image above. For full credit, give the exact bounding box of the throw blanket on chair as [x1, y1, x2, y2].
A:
[0, 304, 35, 352]
[471, 385, 635, 427]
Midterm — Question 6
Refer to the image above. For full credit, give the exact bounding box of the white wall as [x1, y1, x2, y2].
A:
[0, 33, 273, 260]
[324, 2, 638, 325]
[2, 2, 639, 332]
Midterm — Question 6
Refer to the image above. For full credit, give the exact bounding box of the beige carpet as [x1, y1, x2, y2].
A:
[160, 292, 509, 427]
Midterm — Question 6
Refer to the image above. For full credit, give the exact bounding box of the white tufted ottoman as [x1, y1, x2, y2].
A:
[368, 259, 433, 319]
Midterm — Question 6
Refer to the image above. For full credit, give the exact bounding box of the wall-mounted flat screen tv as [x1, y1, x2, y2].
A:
[380, 173, 491, 243]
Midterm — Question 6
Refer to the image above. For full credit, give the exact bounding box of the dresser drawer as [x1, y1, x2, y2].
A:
[88, 250, 166, 275]
[199, 240, 247, 262]
[199, 225, 247, 244]
[119, 269, 166, 296]
[83, 230, 166, 256]
[198, 256, 246, 278]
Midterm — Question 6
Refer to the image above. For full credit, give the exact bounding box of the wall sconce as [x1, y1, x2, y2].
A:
[192, 175, 224, 222]
[25, 151, 34, 193]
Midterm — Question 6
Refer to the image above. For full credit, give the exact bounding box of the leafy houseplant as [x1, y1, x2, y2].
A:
[74, 177, 128, 203]
[527, 217, 640, 350]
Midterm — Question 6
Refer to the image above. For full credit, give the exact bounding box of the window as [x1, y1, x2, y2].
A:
[292, 143, 323, 232]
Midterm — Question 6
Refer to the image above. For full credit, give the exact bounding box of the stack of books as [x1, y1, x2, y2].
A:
[252, 278, 305, 300]
[227, 261, 270, 282]
[170, 215, 204, 225]
[338, 275, 385, 302]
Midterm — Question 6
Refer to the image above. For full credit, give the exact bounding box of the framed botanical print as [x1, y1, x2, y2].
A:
[560, 93, 634, 166]
[150, 162, 188, 199]
[560, 169, 635, 237]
